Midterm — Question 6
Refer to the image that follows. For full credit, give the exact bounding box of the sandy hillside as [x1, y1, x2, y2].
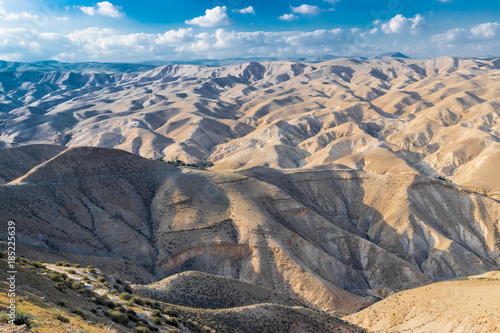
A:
[345, 271, 500, 333]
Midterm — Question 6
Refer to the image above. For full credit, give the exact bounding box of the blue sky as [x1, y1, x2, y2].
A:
[0, 0, 499, 62]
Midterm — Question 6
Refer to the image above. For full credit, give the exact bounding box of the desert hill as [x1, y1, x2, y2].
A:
[0, 57, 499, 198]
[1, 146, 499, 318]
[345, 271, 500, 332]
[0, 144, 65, 184]
[0, 255, 362, 333]
[133, 270, 301, 309]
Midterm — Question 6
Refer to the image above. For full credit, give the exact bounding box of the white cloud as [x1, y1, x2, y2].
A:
[285, 28, 345, 46]
[0, 28, 70, 61]
[78, 1, 124, 18]
[428, 21, 500, 56]
[0, 2, 39, 21]
[381, 14, 425, 34]
[324, 0, 341, 3]
[291, 4, 321, 15]
[185, 6, 231, 27]
[431, 28, 469, 44]
[431, 22, 500, 45]
[279, 13, 299, 21]
[471, 22, 500, 39]
[233, 6, 255, 15]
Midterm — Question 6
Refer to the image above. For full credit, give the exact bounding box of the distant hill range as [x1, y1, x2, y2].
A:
[0, 52, 412, 72]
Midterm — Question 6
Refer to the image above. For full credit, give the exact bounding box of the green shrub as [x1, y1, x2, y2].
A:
[97, 277, 106, 283]
[119, 292, 132, 300]
[54, 313, 69, 323]
[68, 269, 77, 274]
[48, 272, 65, 282]
[165, 318, 178, 327]
[72, 264, 81, 268]
[72, 281, 85, 290]
[31, 261, 46, 269]
[86, 265, 96, 273]
[92, 295, 115, 308]
[131, 297, 144, 306]
[79, 288, 94, 297]
[70, 308, 86, 319]
[55, 262, 64, 266]
[152, 317, 163, 325]
[135, 327, 149, 333]
[126, 313, 139, 322]
[1, 312, 32, 327]
[55, 300, 66, 307]
[152, 310, 162, 318]
[163, 307, 178, 317]
[109, 310, 128, 325]
[55, 282, 65, 292]
[126, 308, 136, 315]
[62, 262, 70, 267]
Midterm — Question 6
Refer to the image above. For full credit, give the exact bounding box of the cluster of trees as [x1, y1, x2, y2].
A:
[161, 159, 214, 169]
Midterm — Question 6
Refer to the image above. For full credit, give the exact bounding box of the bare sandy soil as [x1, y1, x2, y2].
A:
[345, 271, 500, 333]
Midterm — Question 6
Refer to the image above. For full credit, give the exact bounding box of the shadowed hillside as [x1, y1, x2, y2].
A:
[0, 144, 65, 184]
[0, 146, 498, 319]
[133, 270, 301, 309]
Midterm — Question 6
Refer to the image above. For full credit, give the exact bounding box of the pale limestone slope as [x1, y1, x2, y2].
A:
[345, 272, 500, 333]
[1, 57, 499, 197]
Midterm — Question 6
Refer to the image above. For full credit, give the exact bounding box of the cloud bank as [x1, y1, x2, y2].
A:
[0, 27, 359, 62]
